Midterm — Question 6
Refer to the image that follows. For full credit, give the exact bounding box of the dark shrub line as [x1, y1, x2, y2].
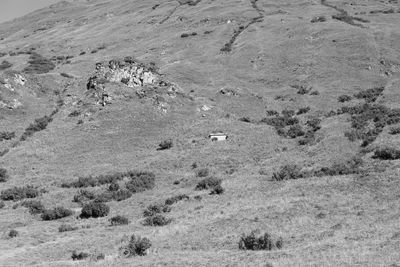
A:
[20, 115, 53, 141]
[80, 202, 110, 218]
[41, 207, 74, 221]
[23, 52, 55, 74]
[0, 186, 40, 201]
[372, 147, 400, 160]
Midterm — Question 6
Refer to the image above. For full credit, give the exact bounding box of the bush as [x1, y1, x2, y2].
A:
[239, 117, 251, 123]
[143, 204, 171, 217]
[60, 73, 73, 78]
[68, 110, 80, 117]
[0, 186, 40, 201]
[23, 52, 55, 74]
[80, 202, 110, 218]
[109, 182, 120, 191]
[0, 168, 9, 182]
[21, 200, 45, 214]
[354, 86, 384, 103]
[311, 16, 326, 23]
[286, 124, 305, 138]
[239, 231, 282, 250]
[389, 127, 400, 135]
[120, 234, 151, 257]
[313, 156, 363, 176]
[41, 207, 74, 221]
[0, 131, 15, 141]
[158, 139, 173, 150]
[20, 115, 53, 141]
[196, 168, 209, 177]
[71, 251, 90, 261]
[296, 107, 310, 115]
[0, 201, 4, 209]
[210, 184, 224, 195]
[372, 147, 400, 160]
[164, 194, 189, 205]
[95, 189, 132, 202]
[143, 214, 172, 226]
[73, 189, 96, 204]
[272, 165, 304, 181]
[8, 229, 18, 238]
[293, 85, 310, 95]
[195, 177, 221, 190]
[59, 224, 79, 232]
[110, 215, 129, 226]
[125, 172, 155, 193]
[338, 94, 352, 102]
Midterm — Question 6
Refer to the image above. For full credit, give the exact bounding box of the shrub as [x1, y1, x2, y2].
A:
[143, 214, 172, 226]
[59, 224, 79, 232]
[71, 251, 90, 261]
[181, 33, 189, 38]
[0, 131, 15, 141]
[272, 164, 304, 181]
[120, 234, 151, 257]
[239, 117, 251, 123]
[338, 94, 352, 102]
[109, 181, 119, 192]
[354, 86, 384, 103]
[73, 189, 96, 204]
[158, 139, 173, 150]
[313, 156, 363, 176]
[0, 60, 12, 70]
[164, 194, 189, 205]
[108, 189, 132, 202]
[266, 110, 279, 116]
[286, 124, 305, 138]
[293, 85, 310, 95]
[80, 202, 110, 218]
[389, 127, 400, 135]
[210, 184, 224, 195]
[8, 229, 19, 238]
[41, 207, 74, 220]
[21, 200, 45, 214]
[23, 52, 55, 74]
[0, 186, 40, 201]
[20, 115, 53, 141]
[110, 215, 129, 226]
[60, 73, 73, 78]
[125, 172, 155, 193]
[68, 110, 80, 117]
[0, 201, 4, 209]
[296, 107, 310, 115]
[0, 168, 9, 182]
[195, 177, 221, 190]
[239, 231, 282, 250]
[143, 204, 171, 217]
[372, 147, 400, 160]
[79, 51, 86, 55]
[196, 168, 209, 177]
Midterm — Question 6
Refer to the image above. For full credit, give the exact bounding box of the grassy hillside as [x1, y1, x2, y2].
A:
[0, 0, 400, 266]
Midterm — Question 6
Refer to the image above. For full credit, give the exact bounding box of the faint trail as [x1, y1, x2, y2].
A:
[159, 0, 203, 24]
[220, 0, 264, 52]
[321, 0, 368, 28]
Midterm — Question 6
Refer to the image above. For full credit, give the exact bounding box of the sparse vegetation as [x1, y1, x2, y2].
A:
[0, 186, 40, 201]
[120, 234, 151, 257]
[58, 224, 79, 232]
[71, 251, 90, 261]
[20, 115, 53, 141]
[210, 184, 224, 195]
[372, 147, 400, 160]
[296, 107, 310, 115]
[195, 176, 221, 190]
[354, 86, 384, 103]
[338, 94, 352, 102]
[143, 214, 172, 226]
[389, 127, 400, 135]
[143, 203, 171, 217]
[8, 229, 19, 238]
[272, 164, 304, 181]
[196, 168, 209, 177]
[21, 200, 45, 214]
[110, 215, 129, 226]
[41, 207, 74, 220]
[0, 168, 9, 182]
[80, 202, 110, 218]
[158, 139, 173, 150]
[0, 131, 15, 141]
[164, 194, 189, 205]
[313, 156, 363, 176]
[239, 231, 283, 251]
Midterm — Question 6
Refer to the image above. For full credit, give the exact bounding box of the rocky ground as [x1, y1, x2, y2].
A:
[0, 0, 400, 266]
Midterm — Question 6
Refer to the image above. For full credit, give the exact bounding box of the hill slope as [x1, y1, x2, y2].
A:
[0, 0, 400, 266]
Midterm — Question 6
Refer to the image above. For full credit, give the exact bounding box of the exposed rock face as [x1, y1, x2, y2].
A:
[86, 57, 181, 110]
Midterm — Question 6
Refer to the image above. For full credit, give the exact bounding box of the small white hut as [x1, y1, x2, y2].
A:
[209, 132, 228, 141]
